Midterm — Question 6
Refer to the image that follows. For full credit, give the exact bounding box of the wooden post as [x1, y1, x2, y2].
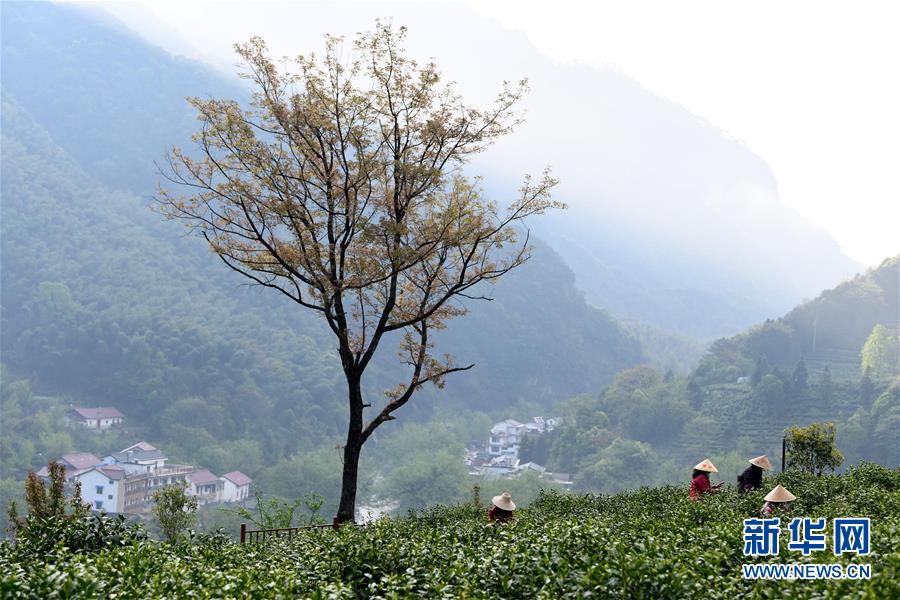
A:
[781, 437, 786, 473]
[240, 523, 246, 544]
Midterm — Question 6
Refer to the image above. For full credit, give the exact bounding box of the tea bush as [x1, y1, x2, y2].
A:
[13, 512, 148, 558]
[2, 464, 898, 598]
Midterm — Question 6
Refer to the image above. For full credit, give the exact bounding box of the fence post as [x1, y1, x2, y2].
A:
[781, 437, 786, 472]
[240, 523, 246, 544]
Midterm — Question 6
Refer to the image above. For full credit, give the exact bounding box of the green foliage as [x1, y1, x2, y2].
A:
[861, 324, 900, 379]
[791, 358, 809, 392]
[380, 453, 470, 515]
[601, 365, 661, 425]
[9, 461, 87, 537]
[870, 383, 900, 460]
[256, 448, 345, 517]
[12, 513, 148, 558]
[754, 373, 786, 414]
[578, 438, 656, 492]
[477, 472, 565, 508]
[220, 487, 325, 529]
[620, 319, 708, 375]
[785, 422, 844, 475]
[372, 422, 474, 513]
[1, 467, 897, 598]
[3, 461, 145, 555]
[151, 483, 198, 543]
[696, 257, 899, 383]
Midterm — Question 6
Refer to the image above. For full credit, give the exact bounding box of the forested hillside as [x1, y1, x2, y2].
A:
[0, 2, 643, 502]
[522, 259, 899, 490]
[694, 256, 899, 382]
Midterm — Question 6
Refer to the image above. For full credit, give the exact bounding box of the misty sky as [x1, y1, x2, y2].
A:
[82, 0, 899, 266]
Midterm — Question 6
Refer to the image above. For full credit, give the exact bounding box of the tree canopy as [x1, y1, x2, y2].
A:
[159, 24, 561, 521]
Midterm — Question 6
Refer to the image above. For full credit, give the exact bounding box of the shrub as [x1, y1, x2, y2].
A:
[13, 512, 148, 557]
[785, 422, 844, 475]
[152, 482, 198, 543]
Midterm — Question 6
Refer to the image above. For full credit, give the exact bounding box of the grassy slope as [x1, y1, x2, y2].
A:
[2, 465, 898, 598]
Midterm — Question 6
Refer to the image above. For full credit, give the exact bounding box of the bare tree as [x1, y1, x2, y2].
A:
[158, 23, 561, 522]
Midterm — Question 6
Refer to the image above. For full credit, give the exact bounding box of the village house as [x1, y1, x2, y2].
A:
[473, 416, 568, 483]
[487, 419, 525, 456]
[481, 454, 519, 479]
[65, 407, 124, 430]
[102, 442, 168, 474]
[44, 441, 249, 514]
[35, 452, 102, 481]
[69, 443, 193, 514]
[77, 463, 194, 514]
[220, 471, 252, 503]
[512, 461, 574, 487]
[487, 416, 561, 457]
[76, 465, 127, 512]
[515, 461, 547, 476]
[187, 469, 224, 505]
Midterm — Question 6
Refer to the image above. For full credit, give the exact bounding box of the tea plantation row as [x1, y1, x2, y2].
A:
[2, 464, 898, 598]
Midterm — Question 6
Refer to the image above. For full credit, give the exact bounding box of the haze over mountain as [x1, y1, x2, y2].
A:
[98, 1, 863, 339]
[1, 2, 642, 463]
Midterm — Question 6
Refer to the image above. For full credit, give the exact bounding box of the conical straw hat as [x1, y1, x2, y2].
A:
[491, 491, 516, 511]
[749, 455, 773, 470]
[764, 484, 796, 503]
[693, 458, 718, 473]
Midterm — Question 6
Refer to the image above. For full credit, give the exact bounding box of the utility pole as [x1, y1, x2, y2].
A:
[781, 437, 787, 472]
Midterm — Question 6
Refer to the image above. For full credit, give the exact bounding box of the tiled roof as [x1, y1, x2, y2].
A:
[121, 441, 156, 452]
[61, 453, 102, 470]
[188, 469, 220, 486]
[221, 471, 252, 486]
[97, 466, 127, 480]
[111, 449, 165, 463]
[70, 407, 124, 419]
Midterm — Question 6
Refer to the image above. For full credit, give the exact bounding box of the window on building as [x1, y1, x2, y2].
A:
[94, 501, 102, 510]
[108, 494, 113, 500]
[96, 485, 104, 494]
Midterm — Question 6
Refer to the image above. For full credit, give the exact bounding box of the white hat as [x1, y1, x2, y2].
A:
[693, 458, 718, 473]
[491, 491, 516, 511]
[764, 484, 796, 503]
[749, 455, 773, 470]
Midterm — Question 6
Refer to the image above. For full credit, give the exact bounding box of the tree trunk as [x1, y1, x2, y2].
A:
[336, 377, 364, 523]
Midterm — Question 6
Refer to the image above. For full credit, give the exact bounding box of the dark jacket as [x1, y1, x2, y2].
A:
[488, 506, 514, 523]
[738, 464, 763, 493]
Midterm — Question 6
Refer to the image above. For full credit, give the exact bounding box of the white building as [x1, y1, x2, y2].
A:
[75, 465, 127, 513]
[481, 454, 519, 479]
[187, 469, 223, 505]
[220, 471, 252, 503]
[65, 407, 124, 430]
[487, 417, 561, 457]
[488, 419, 525, 456]
[70, 443, 193, 514]
[514, 461, 547, 476]
[102, 443, 167, 474]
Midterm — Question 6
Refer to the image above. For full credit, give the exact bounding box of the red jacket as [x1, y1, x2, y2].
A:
[690, 474, 711, 501]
